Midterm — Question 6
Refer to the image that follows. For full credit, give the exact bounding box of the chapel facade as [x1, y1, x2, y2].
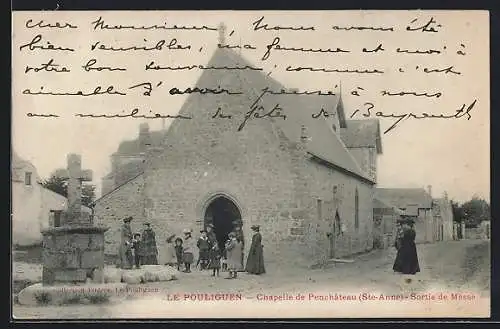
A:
[94, 45, 382, 267]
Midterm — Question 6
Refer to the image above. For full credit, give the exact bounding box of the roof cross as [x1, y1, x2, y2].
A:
[218, 22, 226, 46]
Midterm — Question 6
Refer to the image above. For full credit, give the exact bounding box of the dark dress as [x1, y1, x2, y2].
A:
[245, 232, 265, 274]
[208, 247, 222, 269]
[141, 228, 158, 265]
[393, 229, 420, 275]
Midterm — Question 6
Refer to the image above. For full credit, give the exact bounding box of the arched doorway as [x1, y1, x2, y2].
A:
[204, 195, 242, 246]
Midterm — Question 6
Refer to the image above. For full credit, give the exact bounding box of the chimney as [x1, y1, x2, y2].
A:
[139, 123, 151, 150]
[427, 185, 432, 197]
[300, 125, 308, 143]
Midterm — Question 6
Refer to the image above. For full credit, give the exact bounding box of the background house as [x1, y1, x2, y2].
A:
[11, 152, 91, 247]
[372, 197, 405, 249]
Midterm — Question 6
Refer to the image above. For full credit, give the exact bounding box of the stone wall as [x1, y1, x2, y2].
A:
[94, 174, 145, 256]
[42, 228, 106, 284]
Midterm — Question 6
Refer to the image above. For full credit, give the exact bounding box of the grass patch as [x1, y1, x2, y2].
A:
[34, 291, 52, 305]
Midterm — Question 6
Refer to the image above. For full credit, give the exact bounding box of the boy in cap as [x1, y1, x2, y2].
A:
[197, 229, 210, 270]
[182, 229, 195, 273]
[131, 233, 142, 269]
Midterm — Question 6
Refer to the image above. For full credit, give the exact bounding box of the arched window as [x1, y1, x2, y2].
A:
[354, 188, 359, 231]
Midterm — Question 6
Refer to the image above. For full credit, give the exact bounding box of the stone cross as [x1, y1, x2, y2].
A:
[218, 22, 226, 46]
[54, 154, 93, 225]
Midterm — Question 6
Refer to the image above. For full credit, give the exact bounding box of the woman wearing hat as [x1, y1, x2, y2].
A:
[141, 222, 159, 265]
[182, 229, 195, 273]
[225, 232, 243, 279]
[119, 216, 134, 269]
[393, 217, 420, 275]
[245, 225, 265, 275]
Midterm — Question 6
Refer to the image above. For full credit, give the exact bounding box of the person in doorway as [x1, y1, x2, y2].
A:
[174, 237, 184, 271]
[225, 232, 243, 279]
[141, 222, 158, 265]
[245, 225, 266, 274]
[197, 229, 211, 270]
[164, 234, 178, 267]
[119, 216, 134, 269]
[393, 218, 420, 275]
[206, 224, 217, 248]
[208, 242, 222, 277]
[131, 233, 142, 269]
[232, 222, 245, 271]
[182, 229, 195, 273]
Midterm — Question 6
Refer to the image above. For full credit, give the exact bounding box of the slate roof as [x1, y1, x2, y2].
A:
[115, 130, 165, 156]
[375, 188, 433, 210]
[373, 197, 406, 215]
[340, 119, 383, 154]
[167, 47, 373, 184]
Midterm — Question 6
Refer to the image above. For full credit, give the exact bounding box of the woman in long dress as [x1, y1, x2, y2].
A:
[393, 220, 420, 275]
[164, 234, 178, 267]
[119, 216, 134, 269]
[141, 223, 158, 265]
[245, 225, 265, 274]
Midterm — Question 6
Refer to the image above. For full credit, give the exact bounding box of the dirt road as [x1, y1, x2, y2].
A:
[12, 239, 490, 319]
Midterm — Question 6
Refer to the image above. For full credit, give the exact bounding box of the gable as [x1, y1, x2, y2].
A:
[340, 119, 382, 154]
[160, 47, 372, 184]
[375, 188, 433, 209]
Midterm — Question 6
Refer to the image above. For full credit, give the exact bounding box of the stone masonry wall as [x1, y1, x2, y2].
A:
[94, 174, 145, 256]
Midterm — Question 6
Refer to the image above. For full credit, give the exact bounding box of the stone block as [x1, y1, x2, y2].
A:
[64, 252, 81, 269]
[70, 234, 91, 249]
[17, 282, 127, 306]
[42, 267, 55, 285]
[291, 209, 308, 219]
[43, 251, 65, 269]
[89, 234, 105, 250]
[121, 270, 144, 284]
[54, 269, 87, 282]
[81, 250, 104, 268]
[43, 235, 56, 249]
[92, 268, 105, 283]
[103, 267, 122, 283]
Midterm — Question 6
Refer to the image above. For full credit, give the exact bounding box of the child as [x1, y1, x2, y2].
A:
[197, 230, 210, 270]
[182, 229, 195, 273]
[221, 248, 228, 272]
[174, 237, 184, 271]
[208, 243, 222, 277]
[131, 233, 142, 269]
[225, 232, 243, 279]
[164, 234, 178, 267]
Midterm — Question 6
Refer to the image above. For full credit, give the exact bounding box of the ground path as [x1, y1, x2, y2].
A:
[13, 240, 490, 319]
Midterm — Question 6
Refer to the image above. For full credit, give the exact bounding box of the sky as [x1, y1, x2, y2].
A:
[11, 10, 489, 203]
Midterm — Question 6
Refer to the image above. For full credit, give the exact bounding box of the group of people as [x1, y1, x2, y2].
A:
[118, 216, 265, 279]
[392, 216, 420, 276]
[119, 216, 159, 270]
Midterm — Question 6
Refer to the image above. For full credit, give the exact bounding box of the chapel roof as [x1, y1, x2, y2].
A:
[375, 188, 433, 210]
[115, 130, 165, 156]
[340, 119, 383, 154]
[166, 47, 373, 183]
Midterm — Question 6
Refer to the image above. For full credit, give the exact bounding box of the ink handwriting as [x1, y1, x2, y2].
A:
[90, 39, 191, 51]
[25, 59, 70, 73]
[332, 25, 394, 32]
[406, 17, 442, 33]
[145, 61, 263, 71]
[91, 16, 217, 31]
[262, 37, 350, 61]
[82, 59, 126, 72]
[75, 108, 193, 119]
[381, 90, 442, 98]
[238, 88, 287, 131]
[252, 16, 315, 31]
[25, 19, 77, 29]
[22, 86, 126, 96]
[19, 34, 75, 52]
[285, 66, 384, 74]
[350, 100, 476, 134]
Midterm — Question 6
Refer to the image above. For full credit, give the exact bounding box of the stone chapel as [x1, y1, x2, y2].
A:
[94, 33, 384, 267]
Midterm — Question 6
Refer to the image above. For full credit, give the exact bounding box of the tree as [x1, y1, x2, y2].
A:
[461, 196, 490, 228]
[41, 174, 96, 208]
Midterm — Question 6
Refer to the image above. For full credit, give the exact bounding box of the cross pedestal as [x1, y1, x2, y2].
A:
[41, 154, 109, 285]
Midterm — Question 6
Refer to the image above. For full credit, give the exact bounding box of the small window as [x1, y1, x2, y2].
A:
[53, 210, 62, 227]
[25, 172, 32, 186]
